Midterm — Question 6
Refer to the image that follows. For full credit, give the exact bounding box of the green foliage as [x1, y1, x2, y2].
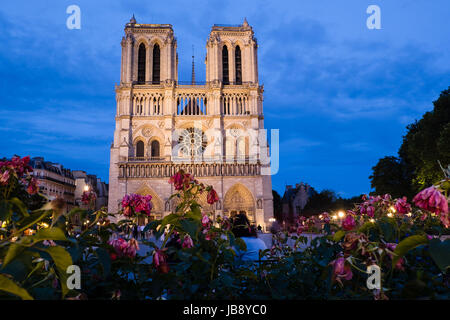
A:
[369, 156, 413, 199]
[0, 164, 448, 300]
[392, 235, 428, 267]
[371, 87, 450, 195]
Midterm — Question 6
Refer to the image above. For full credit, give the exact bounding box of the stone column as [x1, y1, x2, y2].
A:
[126, 37, 133, 83]
[229, 45, 235, 84]
[145, 44, 151, 83]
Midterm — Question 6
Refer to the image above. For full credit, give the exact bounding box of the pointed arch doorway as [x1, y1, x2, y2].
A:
[223, 183, 256, 224]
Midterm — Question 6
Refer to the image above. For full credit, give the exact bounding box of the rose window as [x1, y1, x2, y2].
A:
[178, 127, 207, 157]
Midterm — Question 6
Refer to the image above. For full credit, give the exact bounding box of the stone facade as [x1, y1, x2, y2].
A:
[29, 157, 108, 213]
[108, 17, 274, 230]
[30, 157, 76, 213]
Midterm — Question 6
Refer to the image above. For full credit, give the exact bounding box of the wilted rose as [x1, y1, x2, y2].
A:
[330, 256, 353, 285]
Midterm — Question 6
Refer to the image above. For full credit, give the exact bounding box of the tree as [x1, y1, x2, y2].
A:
[371, 87, 450, 196]
[272, 190, 282, 222]
[302, 189, 336, 216]
[369, 156, 413, 199]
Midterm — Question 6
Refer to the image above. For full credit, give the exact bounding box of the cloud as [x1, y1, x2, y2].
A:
[0, 0, 449, 196]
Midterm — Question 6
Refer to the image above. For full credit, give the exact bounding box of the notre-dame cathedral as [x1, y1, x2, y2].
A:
[108, 16, 274, 230]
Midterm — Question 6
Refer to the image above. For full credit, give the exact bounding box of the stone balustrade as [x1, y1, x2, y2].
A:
[118, 161, 262, 179]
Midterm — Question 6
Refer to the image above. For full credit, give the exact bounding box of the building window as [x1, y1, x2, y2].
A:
[222, 45, 229, 85]
[235, 45, 242, 85]
[137, 43, 146, 83]
[136, 141, 145, 157]
[152, 44, 160, 84]
[151, 140, 160, 158]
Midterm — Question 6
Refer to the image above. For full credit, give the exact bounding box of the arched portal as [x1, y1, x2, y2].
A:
[223, 183, 255, 223]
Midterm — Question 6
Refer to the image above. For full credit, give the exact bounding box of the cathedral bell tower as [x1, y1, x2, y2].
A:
[120, 15, 177, 85]
[206, 18, 258, 85]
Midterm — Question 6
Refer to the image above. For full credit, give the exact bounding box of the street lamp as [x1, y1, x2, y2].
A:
[338, 211, 345, 218]
[84, 185, 90, 192]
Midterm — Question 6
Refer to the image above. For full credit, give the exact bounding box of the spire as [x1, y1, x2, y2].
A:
[130, 14, 136, 24]
[191, 45, 195, 85]
[243, 17, 249, 27]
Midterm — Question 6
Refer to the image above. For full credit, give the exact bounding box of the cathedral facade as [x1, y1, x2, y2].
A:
[108, 16, 274, 230]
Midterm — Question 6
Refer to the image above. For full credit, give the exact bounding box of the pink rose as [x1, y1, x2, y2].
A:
[182, 235, 194, 248]
[366, 206, 375, 218]
[108, 238, 139, 258]
[169, 170, 194, 191]
[120, 194, 152, 217]
[342, 214, 356, 231]
[0, 170, 10, 186]
[206, 188, 219, 205]
[26, 177, 39, 195]
[413, 186, 448, 215]
[394, 197, 411, 215]
[201, 213, 210, 226]
[330, 256, 353, 285]
[153, 249, 169, 273]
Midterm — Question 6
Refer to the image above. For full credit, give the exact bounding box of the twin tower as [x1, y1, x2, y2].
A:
[108, 16, 274, 230]
[119, 15, 259, 86]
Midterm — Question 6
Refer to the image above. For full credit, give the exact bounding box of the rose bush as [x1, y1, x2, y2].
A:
[0, 158, 448, 300]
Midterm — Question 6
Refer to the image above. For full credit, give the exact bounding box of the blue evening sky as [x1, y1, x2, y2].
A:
[0, 0, 449, 197]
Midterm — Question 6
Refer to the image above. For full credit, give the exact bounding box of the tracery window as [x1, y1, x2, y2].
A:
[152, 44, 160, 84]
[178, 128, 207, 157]
[136, 141, 145, 157]
[137, 43, 146, 83]
[151, 140, 160, 158]
[222, 45, 229, 85]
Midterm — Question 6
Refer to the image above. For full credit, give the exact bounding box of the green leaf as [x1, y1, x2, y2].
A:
[393, 235, 428, 268]
[143, 220, 160, 232]
[332, 230, 345, 242]
[0, 200, 12, 221]
[160, 213, 180, 229]
[180, 219, 199, 240]
[428, 238, 450, 272]
[33, 227, 68, 243]
[38, 246, 73, 298]
[189, 203, 202, 220]
[377, 218, 396, 242]
[358, 221, 376, 233]
[0, 274, 33, 300]
[9, 198, 29, 217]
[2, 243, 26, 268]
